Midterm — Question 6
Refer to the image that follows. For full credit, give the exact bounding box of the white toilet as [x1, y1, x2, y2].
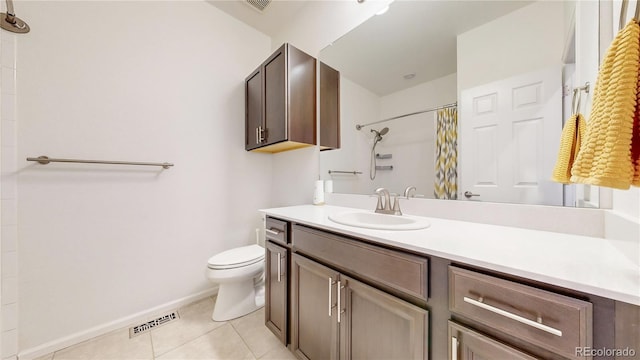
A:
[206, 244, 265, 321]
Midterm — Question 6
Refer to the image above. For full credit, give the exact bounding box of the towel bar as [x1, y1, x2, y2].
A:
[26, 156, 174, 169]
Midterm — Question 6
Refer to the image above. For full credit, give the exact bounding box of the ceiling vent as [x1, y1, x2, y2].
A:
[245, 0, 271, 13]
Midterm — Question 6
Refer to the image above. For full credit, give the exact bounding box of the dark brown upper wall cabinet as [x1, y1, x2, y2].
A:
[245, 44, 317, 153]
[319, 62, 340, 151]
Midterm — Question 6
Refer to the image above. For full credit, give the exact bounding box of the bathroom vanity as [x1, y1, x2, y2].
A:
[262, 205, 640, 360]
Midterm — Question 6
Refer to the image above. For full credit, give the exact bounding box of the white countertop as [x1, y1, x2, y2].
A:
[261, 205, 640, 306]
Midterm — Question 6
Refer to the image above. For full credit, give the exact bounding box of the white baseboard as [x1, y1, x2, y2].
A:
[18, 287, 218, 360]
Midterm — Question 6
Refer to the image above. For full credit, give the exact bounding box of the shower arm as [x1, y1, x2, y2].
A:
[5, 0, 15, 24]
[1, 0, 29, 33]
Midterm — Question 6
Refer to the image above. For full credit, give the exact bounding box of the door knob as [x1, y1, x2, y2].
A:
[464, 191, 480, 199]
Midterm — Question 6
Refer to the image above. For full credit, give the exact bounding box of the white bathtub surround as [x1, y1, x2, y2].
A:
[0, 27, 18, 360]
[262, 205, 640, 306]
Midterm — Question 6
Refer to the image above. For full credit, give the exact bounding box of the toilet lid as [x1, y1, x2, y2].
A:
[207, 244, 265, 270]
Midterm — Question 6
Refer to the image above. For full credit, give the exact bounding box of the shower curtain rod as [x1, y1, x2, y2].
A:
[355, 102, 457, 130]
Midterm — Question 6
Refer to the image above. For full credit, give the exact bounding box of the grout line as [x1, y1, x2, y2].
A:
[149, 330, 156, 360]
[228, 321, 258, 360]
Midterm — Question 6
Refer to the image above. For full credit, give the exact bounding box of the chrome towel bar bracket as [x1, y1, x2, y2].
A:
[26, 156, 174, 169]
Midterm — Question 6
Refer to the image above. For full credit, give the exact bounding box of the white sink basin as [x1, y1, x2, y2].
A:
[328, 211, 430, 231]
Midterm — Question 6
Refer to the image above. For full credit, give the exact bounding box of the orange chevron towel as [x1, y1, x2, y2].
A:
[552, 113, 586, 184]
[570, 20, 640, 189]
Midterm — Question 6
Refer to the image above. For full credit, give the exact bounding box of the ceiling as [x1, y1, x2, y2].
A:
[320, 0, 533, 96]
[207, 0, 533, 96]
[206, 0, 310, 38]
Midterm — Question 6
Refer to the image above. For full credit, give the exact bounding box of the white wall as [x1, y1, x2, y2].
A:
[457, 1, 565, 94]
[319, 77, 379, 195]
[319, 73, 457, 197]
[269, 0, 392, 206]
[16, 1, 272, 354]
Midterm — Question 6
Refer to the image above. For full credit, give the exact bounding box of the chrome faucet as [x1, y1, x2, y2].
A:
[375, 188, 402, 215]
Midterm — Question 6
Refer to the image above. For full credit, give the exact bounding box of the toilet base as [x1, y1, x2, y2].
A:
[212, 280, 263, 321]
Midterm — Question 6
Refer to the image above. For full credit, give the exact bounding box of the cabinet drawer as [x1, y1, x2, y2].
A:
[265, 217, 288, 245]
[449, 267, 592, 360]
[449, 321, 539, 360]
[293, 225, 428, 301]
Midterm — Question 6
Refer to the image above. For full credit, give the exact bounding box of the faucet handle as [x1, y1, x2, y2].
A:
[392, 195, 402, 215]
[373, 192, 384, 211]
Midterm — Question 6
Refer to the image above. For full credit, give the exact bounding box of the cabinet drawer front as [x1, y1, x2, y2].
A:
[449, 267, 592, 360]
[448, 321, 539, 360]
[266, 217, 288, 245]
[293, 225, 428, 301]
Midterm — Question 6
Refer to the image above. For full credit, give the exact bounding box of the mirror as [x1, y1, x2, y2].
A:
[319, 0, 600, 207]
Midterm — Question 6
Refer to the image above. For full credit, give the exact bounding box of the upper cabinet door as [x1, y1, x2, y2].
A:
[245, 43, 317, 153]
[320, 62, 340, 151]
[245, 67, 263, 151]
[264, 46, 287, 146]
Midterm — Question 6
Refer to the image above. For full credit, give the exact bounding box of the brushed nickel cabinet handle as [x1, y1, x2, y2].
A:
[337, 281, 346, 323]
[451, 336, 458, 360]
[463, 296, 563, 337]
[277, 253, 281, 283]
[265, 229, 281, 236]
[328, 277, 337, 317]
[255, 127, 260, 144]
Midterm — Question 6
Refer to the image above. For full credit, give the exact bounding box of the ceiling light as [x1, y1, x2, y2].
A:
[403, 73, 416, 80]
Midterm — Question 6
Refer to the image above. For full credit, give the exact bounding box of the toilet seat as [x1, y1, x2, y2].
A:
[207, 244, 265, 270]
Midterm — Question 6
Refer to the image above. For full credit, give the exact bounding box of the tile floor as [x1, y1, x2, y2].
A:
[34, 296, 296, 360]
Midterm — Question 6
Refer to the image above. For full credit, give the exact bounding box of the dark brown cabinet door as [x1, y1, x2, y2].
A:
[339, 275, 428, 360]
[291, 254, 340, 360]
[245, 67, 263, 150]
[265, 241, 287, 344]
[244, 43, 316, 153]
[263, 47, 287, 146]
[448, 321, 539, 360]
[320, 62, 340, 150]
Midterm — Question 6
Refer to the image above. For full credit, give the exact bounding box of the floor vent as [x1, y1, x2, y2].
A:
[245, 0, 271, 13]
[129, 311, 180, 338]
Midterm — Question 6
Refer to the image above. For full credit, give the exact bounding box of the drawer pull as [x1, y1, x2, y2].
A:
[463, 296, 563, 337]
[266, 229, 281, 236]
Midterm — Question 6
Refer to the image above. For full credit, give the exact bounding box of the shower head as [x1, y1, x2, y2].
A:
[0, 0, 29, 34]
[371, 127, 389, 141]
